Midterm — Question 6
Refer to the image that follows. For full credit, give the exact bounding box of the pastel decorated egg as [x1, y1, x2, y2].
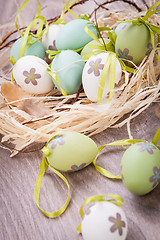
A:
[115, 23, 152, 66]
[13, 55, 54, 94]
[10, 37, 45, 63]
[41, 24, 64, 50]
[51, 50, 85, 94]
[121, 141, 160, 195]
[81, 38, 114, 59]
[81, 201, 128, 240]
[115, 22, 128, 35]
[41, 131, 98, 172]
[82, 52, 122, 102]
[55, 19, 98, 51]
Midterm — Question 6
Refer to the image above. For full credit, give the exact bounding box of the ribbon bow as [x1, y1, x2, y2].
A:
[119, 1, 160, 62]
[10, 0, 48, 64]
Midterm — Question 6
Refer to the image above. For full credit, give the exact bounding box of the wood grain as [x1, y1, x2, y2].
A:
[0, 1, 160, 240]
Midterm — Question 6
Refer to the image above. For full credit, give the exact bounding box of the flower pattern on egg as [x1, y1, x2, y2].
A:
[88, 58, 104, 77]
[149, 166, 160, 188]
[50, 134, 66, 149]
[109, 212, 126, 236]
[145, 43, 153, 55]
[48, 40, 57, 51]
[67, 163, 87, 172]
[23, 68, 41, 86]
[117, 48, 133, 61]
[137, 142, 157, 155]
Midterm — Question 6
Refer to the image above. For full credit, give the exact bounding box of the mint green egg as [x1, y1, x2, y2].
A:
[81, 38, 115, 59]
[115, 23, 152, 65]
[121, 142, 160, 195]
[51, 50, 85, 94]
[56, 19, 98, 51]
[10, 37, 45, 64]
[42, 131, 98, 172]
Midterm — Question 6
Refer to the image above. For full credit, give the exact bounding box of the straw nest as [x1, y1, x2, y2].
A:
[0, 3, 160, 156]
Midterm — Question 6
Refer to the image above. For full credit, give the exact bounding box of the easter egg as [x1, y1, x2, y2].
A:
[56, 19, 98, 51]
[115, 23, 152, 65]
[115, 22, 128, 35]
[10, 37, 45, 63]
[81, 201, 128, 240]
[81, 38, 114, 59]
[82, 52, 122, 102]
[41, 131, 98, 172]
[13, 55, 54, 94]
[41, 24, 64, 50]
[121, 141, 160, 195]
[51, 50, 85, 94]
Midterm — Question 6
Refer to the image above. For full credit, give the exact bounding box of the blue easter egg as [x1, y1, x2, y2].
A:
[56, 19, 98, 51]
[51, 50, 85, 94]
[10, 37, 45, 64]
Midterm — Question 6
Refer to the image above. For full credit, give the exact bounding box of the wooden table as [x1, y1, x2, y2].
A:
[0, 1, 160, 239]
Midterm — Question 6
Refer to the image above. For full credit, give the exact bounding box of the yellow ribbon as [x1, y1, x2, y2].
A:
[97, 52, 116, 103]
[152, 125, 160, 146]
[76, 194, 123, 233]
[34, 156, 71, 217]
[93, 139, 146, 179]
[118, 1, 160, 62]
[93, 125, 160, 179]
[46, 67, 67, 96]
[34, 132, 71, 218]
[11, 0, 48, 62]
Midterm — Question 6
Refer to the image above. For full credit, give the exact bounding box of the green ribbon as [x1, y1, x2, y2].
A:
[118, 1, 160, 62]
[76, 194, 123, 233]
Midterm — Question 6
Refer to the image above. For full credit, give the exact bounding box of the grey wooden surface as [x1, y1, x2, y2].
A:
[0, 1, 160, 240]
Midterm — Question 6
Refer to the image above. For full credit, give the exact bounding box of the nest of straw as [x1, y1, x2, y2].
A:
[0, 1, 160, 156]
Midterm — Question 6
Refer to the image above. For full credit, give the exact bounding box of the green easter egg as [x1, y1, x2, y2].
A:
[10, 37, 45, 64]
[51, 50, 85, 94]
[56, 19, 98, 51]
[121, 142, 160, 195]
[81, 38, 115, 59]
[115, 23, 152, 65]
[42, 131, 98, 172]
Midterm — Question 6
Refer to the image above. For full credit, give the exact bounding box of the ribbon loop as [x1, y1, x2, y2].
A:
[34, 156, 71, 218]
[93, 139, 145, 179]
[77, 194, 123, 233]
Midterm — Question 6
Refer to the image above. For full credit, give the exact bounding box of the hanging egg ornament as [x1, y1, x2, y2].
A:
[41, 24, 64, 50]
[121, 141, 160, 195]
[81, 201, 128, 240]
[10, 37, 45, 64]
[13, 55, 54, 94]
[55, 19, 98, 51]
[81, 38, 115, 59]
[82, 52, 122, 102]
[51, 50, 85, 95]
[42, 131, 98, 172]
[115, 22, 152, 66]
